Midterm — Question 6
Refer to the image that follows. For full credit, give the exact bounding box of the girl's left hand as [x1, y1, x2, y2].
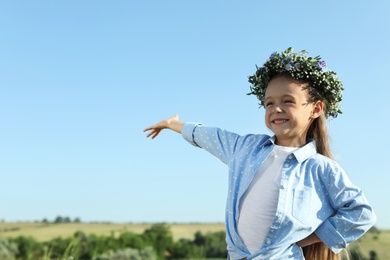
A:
[297, 233, 321, 247]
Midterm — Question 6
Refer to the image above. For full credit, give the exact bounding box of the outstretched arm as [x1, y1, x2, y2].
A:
[143, 114, 185, 139]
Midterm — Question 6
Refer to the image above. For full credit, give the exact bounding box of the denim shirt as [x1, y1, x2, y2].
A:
[182, 123, 376, 260]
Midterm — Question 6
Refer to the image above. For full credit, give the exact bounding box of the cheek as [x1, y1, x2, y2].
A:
[264, 110, 271, 126]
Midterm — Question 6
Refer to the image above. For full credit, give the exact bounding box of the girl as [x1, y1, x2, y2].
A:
[144, 48, 376, 259]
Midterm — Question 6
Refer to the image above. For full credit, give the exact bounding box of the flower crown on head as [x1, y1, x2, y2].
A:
[248, 47, 344, 119]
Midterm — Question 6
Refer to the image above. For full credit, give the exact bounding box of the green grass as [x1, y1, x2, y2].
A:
[348, 229, 390, 259]
[0, 222, 388, 259]
[0, 222, 225, 242]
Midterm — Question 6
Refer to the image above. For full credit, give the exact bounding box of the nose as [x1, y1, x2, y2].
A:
[274, 105, 282, 114]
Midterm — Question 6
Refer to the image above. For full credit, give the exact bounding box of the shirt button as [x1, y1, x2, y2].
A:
[284, 163, 289, 167]
[266, 239, 271, 245]
[278, 214, 283, 221]
[288, 155, 293, 159]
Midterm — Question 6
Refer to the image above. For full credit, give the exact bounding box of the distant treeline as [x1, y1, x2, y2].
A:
[0, 222, 381, 260]
[0, 216, 83, 224]
[4, 215, 143, 224]
[0, 223, 228, 260]
[44, 215, 82, 224]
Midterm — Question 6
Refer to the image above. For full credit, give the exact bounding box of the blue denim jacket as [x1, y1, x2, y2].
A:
[182, 123, 376, 260]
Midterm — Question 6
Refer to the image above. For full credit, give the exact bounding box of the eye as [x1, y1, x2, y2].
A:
[265, 102, 273, 107]
[284, 100, 294, 104]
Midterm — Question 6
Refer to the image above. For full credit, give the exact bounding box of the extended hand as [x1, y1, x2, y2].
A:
[143, 114, 182, 139]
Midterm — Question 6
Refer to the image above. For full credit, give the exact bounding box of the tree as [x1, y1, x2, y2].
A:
[12, 236, 43, 260]
[54, 216, 64, 223]
[142, 224, 174, 260]
[118, 232, 145, 249]
[168, 238, 204, 259]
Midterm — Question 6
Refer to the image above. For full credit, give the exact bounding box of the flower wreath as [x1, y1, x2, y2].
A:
[247, 47, 344, 118]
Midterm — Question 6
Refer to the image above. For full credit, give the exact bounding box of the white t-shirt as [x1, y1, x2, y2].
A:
[237, 145, 297, 254]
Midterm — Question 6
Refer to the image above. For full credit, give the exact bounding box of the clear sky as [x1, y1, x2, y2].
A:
[1, 1, 389, 229]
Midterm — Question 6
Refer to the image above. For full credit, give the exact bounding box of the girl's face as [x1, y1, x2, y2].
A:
[264, 76, 323, 147]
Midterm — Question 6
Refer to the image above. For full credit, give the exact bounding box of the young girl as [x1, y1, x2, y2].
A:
[144, 48, 376, 260]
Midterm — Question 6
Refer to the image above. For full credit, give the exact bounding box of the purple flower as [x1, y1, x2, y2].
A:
[318, 60, 327, 71]
[269, 52, 277, 60]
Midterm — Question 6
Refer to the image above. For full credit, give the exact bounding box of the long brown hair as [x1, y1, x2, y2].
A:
[306, 113, 332, 159]
[303, 83, 342, 260]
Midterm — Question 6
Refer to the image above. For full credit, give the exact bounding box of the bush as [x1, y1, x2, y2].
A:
[6, 224, 227, 260]
[142, 224, 173, 260]
[0, 238, 18, 260]
[96, 246, 156, 260]
[11, 236, 43, 260]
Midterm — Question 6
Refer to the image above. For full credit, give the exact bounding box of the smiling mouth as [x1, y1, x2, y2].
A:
[272, 119, 289, 125]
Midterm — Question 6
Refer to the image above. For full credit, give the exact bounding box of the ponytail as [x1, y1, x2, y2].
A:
[304, 112, 343, 260]
[306, 113, 332, 159]
[302, 243, 341, 260]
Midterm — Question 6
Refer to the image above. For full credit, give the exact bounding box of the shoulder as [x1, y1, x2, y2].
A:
[242, 133, 272, 142]
[236, 133, 273, 149]
[306, 153, 348, 182]
[310, 154, 343, 170]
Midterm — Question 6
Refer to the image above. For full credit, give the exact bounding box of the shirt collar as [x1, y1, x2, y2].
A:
[292, 140, 317, 163]
[267, 136, 317, 163]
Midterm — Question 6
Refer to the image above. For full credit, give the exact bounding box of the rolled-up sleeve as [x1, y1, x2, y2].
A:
[181, 122, 244, 164]
[315, 166, 377, 253]
[182, 123, 202, 147]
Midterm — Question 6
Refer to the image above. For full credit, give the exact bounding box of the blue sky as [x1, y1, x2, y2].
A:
[1, 1, 389, 229]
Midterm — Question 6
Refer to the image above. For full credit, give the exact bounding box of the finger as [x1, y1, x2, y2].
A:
[143, 126, 153, 132]
[151, 130, 161, 139]
[146, 130, 156, 138]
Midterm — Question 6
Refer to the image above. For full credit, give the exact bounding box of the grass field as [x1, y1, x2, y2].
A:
[349, 228, 390, 259]
[0, 222, 225, 242]
[0, 222, 388, 259]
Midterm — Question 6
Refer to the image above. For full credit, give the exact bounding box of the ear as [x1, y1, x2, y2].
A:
[311, 101, 324, 119]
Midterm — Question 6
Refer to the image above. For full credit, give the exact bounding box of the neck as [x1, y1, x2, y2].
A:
[275, 137, 306, 148]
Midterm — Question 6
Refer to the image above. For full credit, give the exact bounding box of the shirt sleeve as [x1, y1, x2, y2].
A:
[181, 122, 244, 164]
[315, 165, 377, 253]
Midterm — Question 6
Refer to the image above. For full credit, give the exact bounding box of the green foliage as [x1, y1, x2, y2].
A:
[118, 232, 145, 250]
[0, 238, 18, 260]
[96, 246, 156, 260]
[11, 236, 43, 260]
[169, 238, 205, 259]
[5, 224, 225, 260]
[142, 223, 174, 260]
[2, 223, 387, 260]
[349, 247, 367, 260]
[192, 231, 227, 259]
[42, 215, 82, 224]
[369, 250, 378, 260]
[248, 47, 344, 118]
